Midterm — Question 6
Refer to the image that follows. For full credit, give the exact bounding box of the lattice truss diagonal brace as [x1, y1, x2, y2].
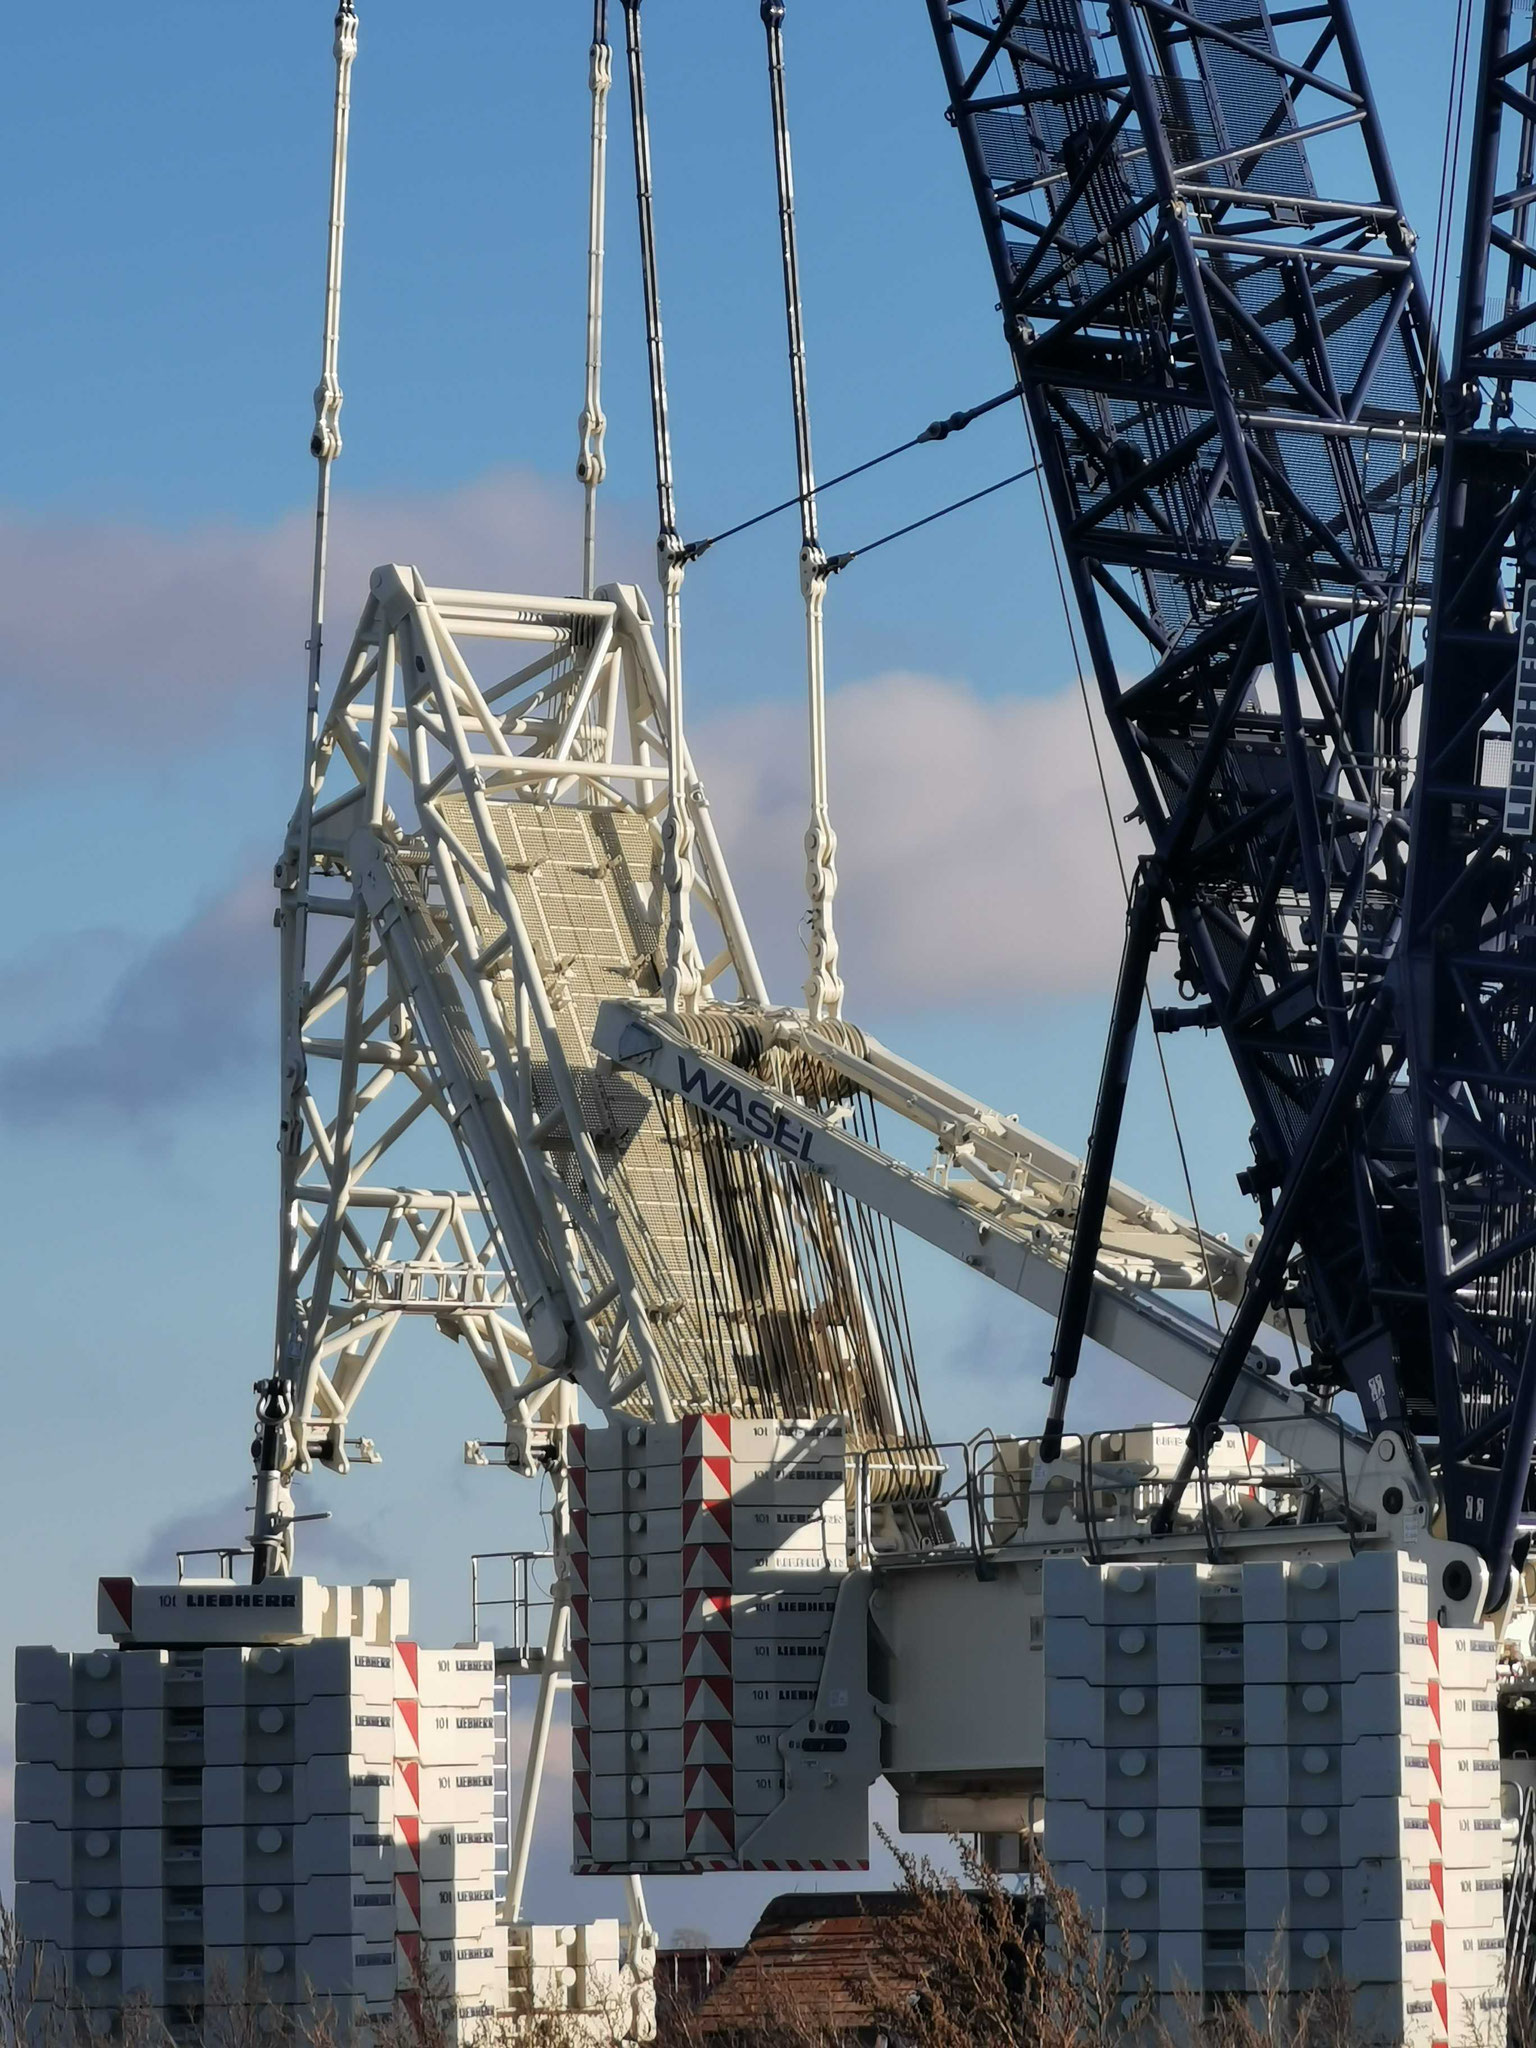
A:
[1403, 0, 1536, 1593]
[269, 567, 936, 1497]
[929, 0, 1444, 1439]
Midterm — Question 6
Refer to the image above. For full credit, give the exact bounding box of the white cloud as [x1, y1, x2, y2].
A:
[0, 668, 1137, 1130]
[1, 465, 1141, 1039]
[0, 868, 273, 1128]
[0, 470, 598, 779]
[0, 439, 1140, 1140]
[1, 478, 1135, 1011]
[699, 668, 1138, 1005]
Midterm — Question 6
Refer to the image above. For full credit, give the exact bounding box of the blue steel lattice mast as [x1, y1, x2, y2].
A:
[926, 1, 1443, 1515]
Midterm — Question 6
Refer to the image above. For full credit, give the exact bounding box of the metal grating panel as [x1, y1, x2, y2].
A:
[1192, 0, 1316, 200]
[436, 796, 918, 1455]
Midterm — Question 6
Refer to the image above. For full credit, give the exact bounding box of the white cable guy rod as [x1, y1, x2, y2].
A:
[281, 0, 358, 1202]
[578, 1, 612, 601]
[266, 0, 358, 1580]
[622, 0, 700, 1014]
[301, 0, 358, 853]
[763, 0, 843, 1022]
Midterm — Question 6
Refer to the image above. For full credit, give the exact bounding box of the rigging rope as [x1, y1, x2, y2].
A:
[622, 0, 700, 1014]
[578, 1, 613, 601]
[679, 379, 1025, 562]
[824, 460, 1042, 571]
[761, 0, 843, 1022]
[650, 1070, 933, 1480]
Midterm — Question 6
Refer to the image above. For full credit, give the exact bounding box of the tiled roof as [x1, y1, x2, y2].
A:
[690, 1892, 928, 2038]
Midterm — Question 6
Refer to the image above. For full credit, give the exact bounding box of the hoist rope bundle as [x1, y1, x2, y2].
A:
[652, 1002, 870, 1092]
[651, 1075, 939, 1499]
[637, 998, 936, 1474]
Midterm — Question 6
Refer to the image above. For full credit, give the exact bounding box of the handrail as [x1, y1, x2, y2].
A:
[851, 1425, 1343, 1570]
[176, 1547, 247, 1583]
[470, 1549, 556, 1659]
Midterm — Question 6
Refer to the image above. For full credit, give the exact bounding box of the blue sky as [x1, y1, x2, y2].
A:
[0, 0, 1465, 1937]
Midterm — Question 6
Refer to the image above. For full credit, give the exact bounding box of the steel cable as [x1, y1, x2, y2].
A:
[678, 380, 1027, 562]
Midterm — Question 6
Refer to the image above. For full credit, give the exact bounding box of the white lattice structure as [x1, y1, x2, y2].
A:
[271, 572, 775, 1520]
[265, 556, 1317, 1554]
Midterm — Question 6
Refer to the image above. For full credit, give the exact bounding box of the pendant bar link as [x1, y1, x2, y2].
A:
[623, 0, 701, 1015]
[763, 0, 844, 1022]
[578, 1, 612, 602]
[266, 0, 360, 1584]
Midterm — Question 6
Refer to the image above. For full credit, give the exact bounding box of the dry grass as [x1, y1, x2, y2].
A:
[0, 1902, 617, 2048]
[854, 1828, 1142, 2048]
[3, 1875, 1512, 2048]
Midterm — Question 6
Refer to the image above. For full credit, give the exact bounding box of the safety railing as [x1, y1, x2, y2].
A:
[175, 1546, 247, 1582]
[342, 1261, 512, 1308]
[851, 1427, 1336, 1571]
[469, 1549, 557, 1669]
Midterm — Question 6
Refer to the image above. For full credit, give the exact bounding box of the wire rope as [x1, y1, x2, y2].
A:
[1390, 0, 1474, 640]
[678, 380, 1026, 561]
[823, 462, 1043, 571]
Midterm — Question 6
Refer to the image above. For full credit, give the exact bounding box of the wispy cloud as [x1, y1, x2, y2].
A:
[0, 927, 139, 1030]
[0, 870, 272, 1128]
[125, 1487, 402, 1588]
[0, 470, 598, 780]
[0, 667, 1136, 1131]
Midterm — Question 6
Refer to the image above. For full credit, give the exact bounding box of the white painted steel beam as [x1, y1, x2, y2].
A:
[593, 1000, 1370, 1493]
